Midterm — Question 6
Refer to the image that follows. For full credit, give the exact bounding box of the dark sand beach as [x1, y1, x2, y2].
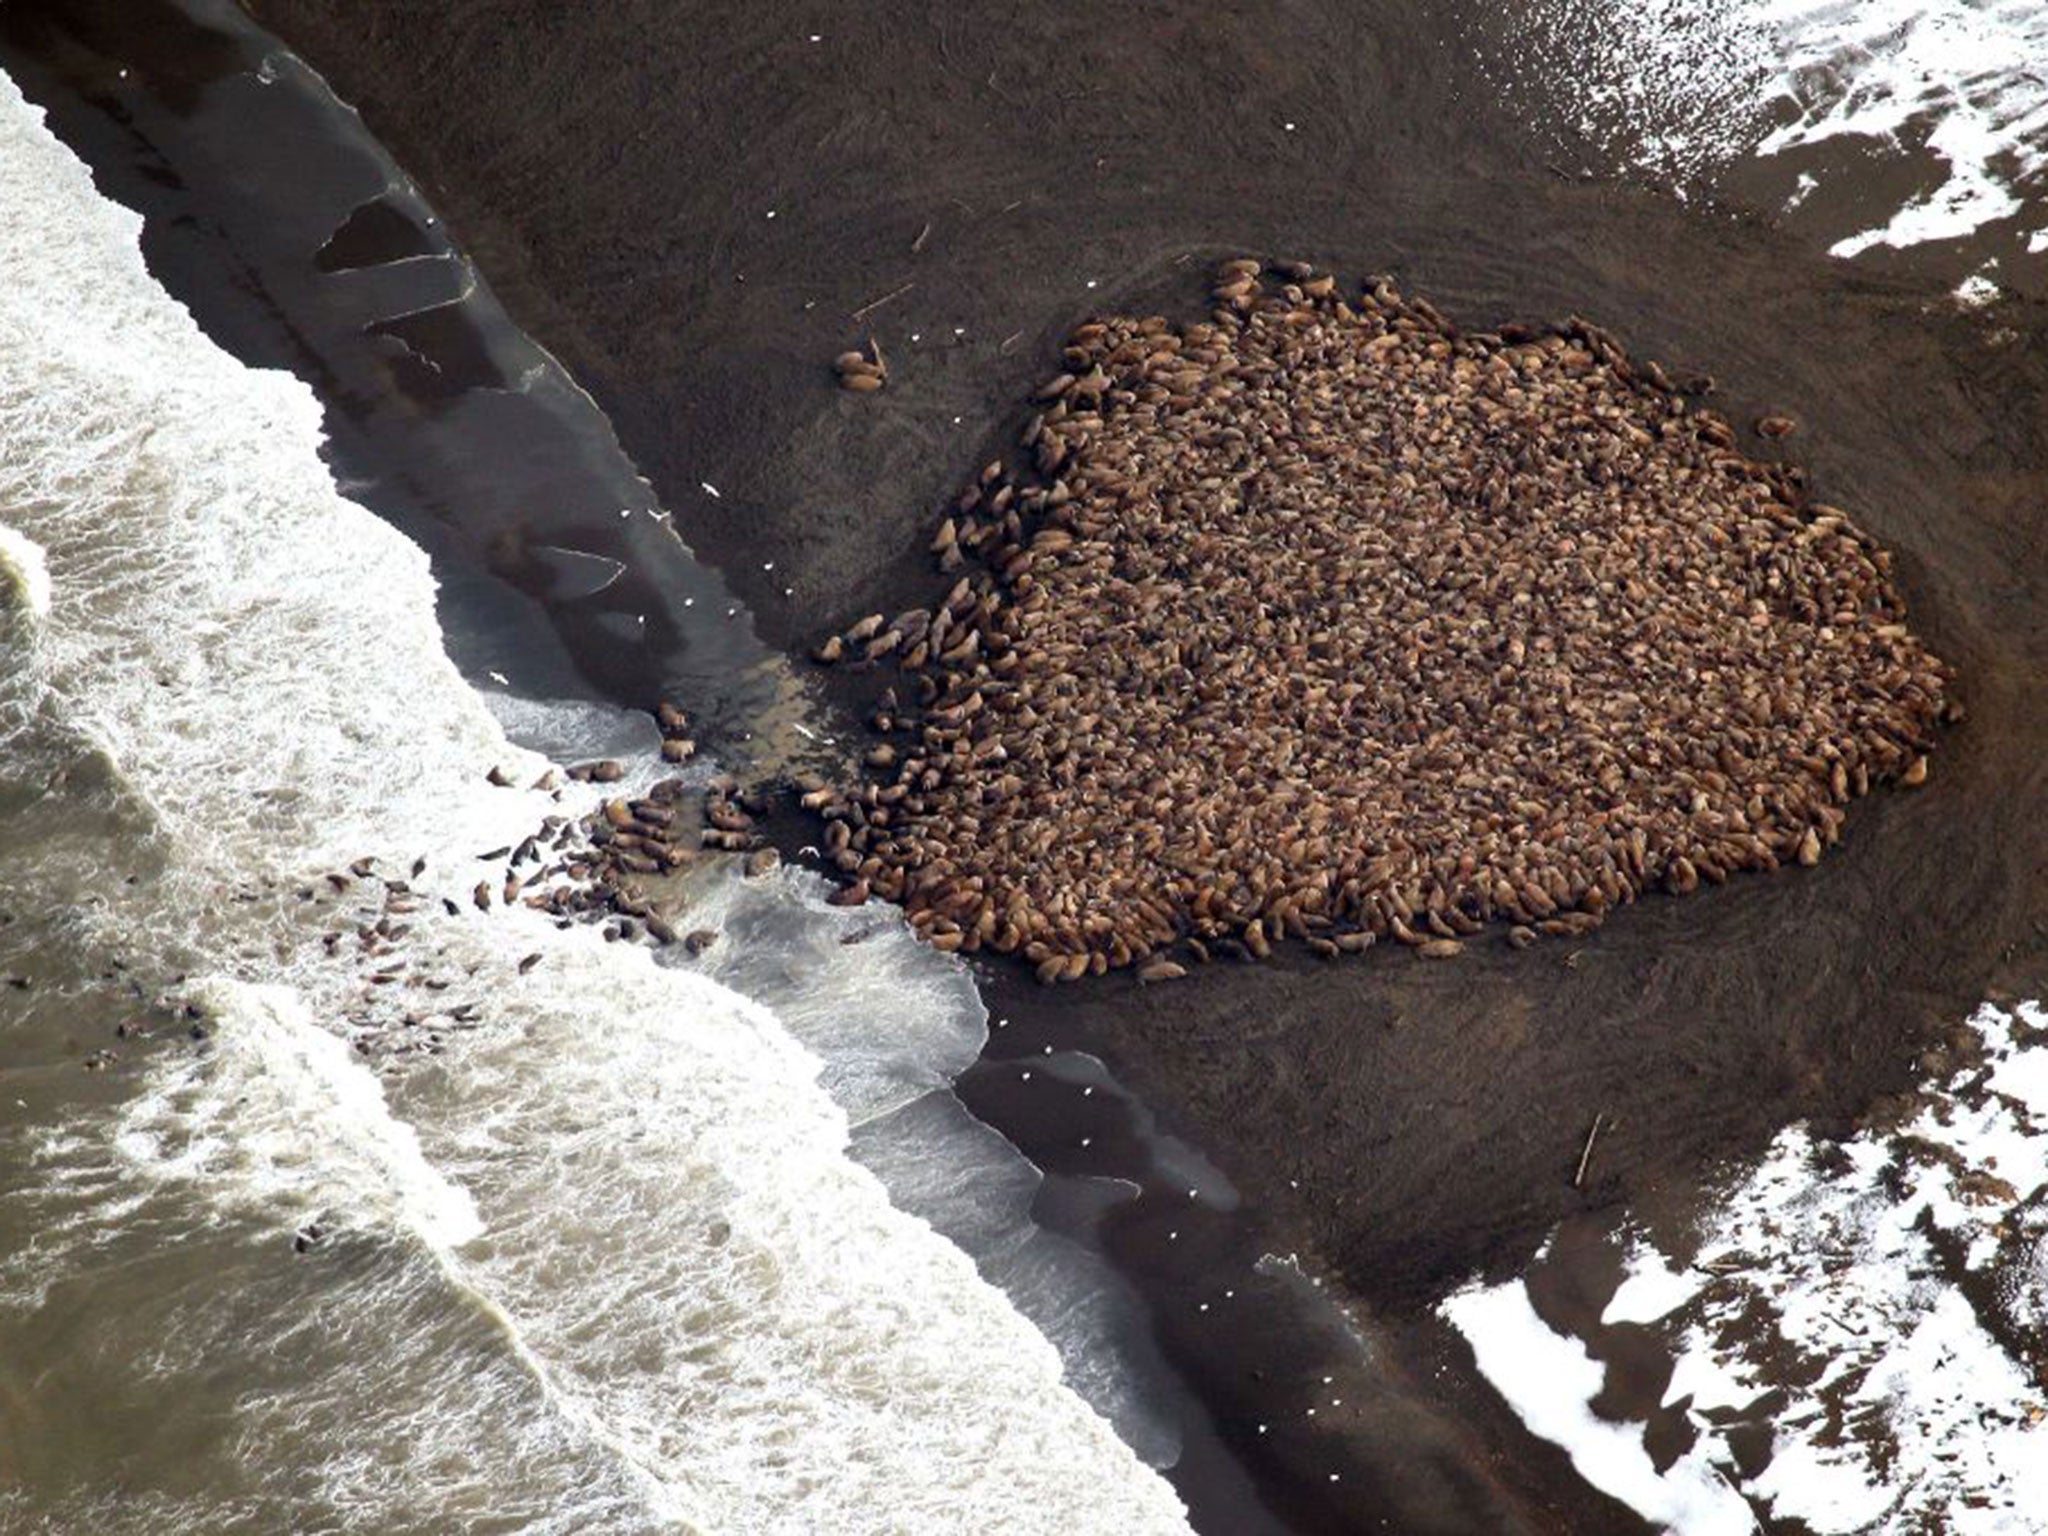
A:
[14, 0, 2048, 1529]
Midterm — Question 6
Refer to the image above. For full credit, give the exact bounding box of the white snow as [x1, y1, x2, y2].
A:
[1441, 1283, 1757, 1535]
[1474, 0, 2048, 256]
[1446, 1000, 2048, 1533]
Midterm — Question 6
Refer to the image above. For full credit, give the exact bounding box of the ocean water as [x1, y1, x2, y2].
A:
[0, 66, 1189, 1535]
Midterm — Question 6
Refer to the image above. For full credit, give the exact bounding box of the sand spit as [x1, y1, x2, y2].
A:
[808, 260, 1955, 979]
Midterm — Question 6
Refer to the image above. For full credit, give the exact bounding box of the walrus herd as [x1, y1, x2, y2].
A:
[476, 711, 780, 945]
[806, 259, 1957, 981]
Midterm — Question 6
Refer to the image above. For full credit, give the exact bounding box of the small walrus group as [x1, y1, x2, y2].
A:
[808, 259, 1956, 981]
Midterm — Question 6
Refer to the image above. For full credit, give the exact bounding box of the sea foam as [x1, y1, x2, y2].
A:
[0, 524, 51, 620]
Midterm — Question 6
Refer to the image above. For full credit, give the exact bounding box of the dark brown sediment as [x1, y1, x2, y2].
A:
[26, 0, 2048, 1529]
[800, 258, 1954, 978]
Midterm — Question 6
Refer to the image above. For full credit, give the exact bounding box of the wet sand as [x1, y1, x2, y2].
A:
[24, 0, 2048, 1529]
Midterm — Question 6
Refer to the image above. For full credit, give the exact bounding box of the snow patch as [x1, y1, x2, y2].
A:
[1447, 1000, 2048, 1532]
